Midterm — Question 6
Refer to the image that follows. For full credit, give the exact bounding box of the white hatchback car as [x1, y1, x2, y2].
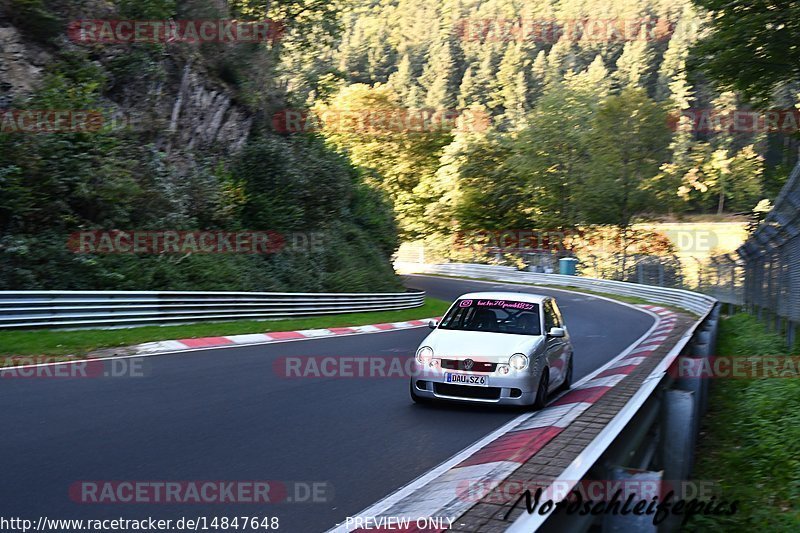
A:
[410, 292, 573, 408]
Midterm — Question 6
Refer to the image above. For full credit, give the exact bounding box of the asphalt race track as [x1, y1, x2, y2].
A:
[0, 276, 653, 532]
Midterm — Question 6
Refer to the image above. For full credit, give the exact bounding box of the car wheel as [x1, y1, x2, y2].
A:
[558, 355, 573, 392]
[532, 369, 549, 410]
[410, 382, 430, 404]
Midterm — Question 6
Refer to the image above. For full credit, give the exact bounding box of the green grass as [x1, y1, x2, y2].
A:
[684, 313, 800, 531]
[0, 298, 451, 359]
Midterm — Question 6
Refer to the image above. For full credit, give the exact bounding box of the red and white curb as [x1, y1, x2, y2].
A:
[134, 318, 443, 355]
[330, 305, 676, 533]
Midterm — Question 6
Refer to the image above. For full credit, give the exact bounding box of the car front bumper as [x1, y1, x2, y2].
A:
[410, 360, 538, 406]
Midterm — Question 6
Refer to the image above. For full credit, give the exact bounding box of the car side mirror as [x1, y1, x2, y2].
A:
[428, 320, 438, 329]
[547, 327, 565, 338]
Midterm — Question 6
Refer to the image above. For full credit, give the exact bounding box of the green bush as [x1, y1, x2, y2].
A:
[8, 0, 63, 43]
[686, 314, 800, 531]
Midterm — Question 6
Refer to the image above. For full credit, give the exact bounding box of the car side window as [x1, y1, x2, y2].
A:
[551, 300, 564, 327]
[544, 301, 558, 331]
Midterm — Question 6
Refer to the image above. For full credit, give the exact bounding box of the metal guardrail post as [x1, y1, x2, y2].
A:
[659, 387, 698, 533]
[678, 328, 710, 423]
[660, 389, 695, 485]
[602, 467, 661, 533]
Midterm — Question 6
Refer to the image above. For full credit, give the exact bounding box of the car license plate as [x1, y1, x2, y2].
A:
[445, 373, 488, 387]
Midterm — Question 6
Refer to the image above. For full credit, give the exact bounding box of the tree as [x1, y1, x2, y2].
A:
[420, 35, 457, 109]
[448, 133, 530, 231]
[614, 39, 653, 89]
[527, 49, 549, 105]
[690, 0, 800, 105]
[578, 88, 671, 272]
[492, 42, 529, 127]
[510, 81, 598, 228]
[388, 53, 420, 107]
[695, 144, 765, 214]
[457, 65, 477, 108]
[568, 55, 611, 100]
[314, 84, 452, 239]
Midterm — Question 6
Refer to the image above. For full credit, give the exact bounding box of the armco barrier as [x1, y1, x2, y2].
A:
[0, 290, 426, 329]
[399, 263, 718, 532]
[397, 262, 715, 315]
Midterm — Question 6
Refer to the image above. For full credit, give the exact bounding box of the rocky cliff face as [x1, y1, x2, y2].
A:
[162, 62, 252, 154]
[0, 20, 253, 162]
[0, 25, 49, 107]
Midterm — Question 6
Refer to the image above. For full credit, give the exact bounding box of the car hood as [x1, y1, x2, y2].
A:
[421, 329, 543, 362]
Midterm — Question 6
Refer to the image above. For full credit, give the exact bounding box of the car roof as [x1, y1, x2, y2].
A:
[457, 291, 550, 304]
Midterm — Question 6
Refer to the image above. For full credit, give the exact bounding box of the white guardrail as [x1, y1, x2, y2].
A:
[396, 262, 716, 316]
[0, 290, 426, 329]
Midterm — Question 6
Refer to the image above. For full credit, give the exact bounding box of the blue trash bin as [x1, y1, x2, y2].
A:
[559, 257, 578, 276]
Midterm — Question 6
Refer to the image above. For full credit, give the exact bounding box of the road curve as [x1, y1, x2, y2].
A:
[0, 276, 653, 532]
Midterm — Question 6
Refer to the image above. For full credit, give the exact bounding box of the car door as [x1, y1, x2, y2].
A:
[542, 299, 564, 387]
[542, 300, 561, 387]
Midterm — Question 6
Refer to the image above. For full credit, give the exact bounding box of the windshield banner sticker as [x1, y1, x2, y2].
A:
[459, 299, 536, 310]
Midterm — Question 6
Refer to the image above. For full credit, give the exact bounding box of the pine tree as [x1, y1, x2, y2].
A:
[546, 37, 577, 83]
[388, 53, 418, 107]
[528, 49, 548, 105]
[493, 41, 529, 127]
[655, 5, 698, 101]
[614, 40, 653, 89]
[472, 48, 497, 108]
[420, 36, 457, 109]
[567, 54, 611, 100]
[457, 65, 477, 108]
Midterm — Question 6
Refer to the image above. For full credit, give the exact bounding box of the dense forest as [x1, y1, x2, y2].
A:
[284, 0, 797, 254]
[1, 0, 797, 289]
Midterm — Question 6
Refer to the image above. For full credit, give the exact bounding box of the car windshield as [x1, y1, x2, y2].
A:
[439, 299, 542, 335]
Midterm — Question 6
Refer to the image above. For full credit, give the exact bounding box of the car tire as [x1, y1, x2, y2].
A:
[558, 355, 573, 392]
[532, 370, 549, 410]
[410, 382, 431, 405]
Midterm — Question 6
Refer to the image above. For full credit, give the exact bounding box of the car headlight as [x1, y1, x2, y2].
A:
[509, 353, 528, 370]
[416, 346, 434, 364]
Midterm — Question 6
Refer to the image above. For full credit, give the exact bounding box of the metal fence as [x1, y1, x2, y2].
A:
[0, 290, 426, 329]
[738, 161, 800, 346]
[697, 253, 744, 307]
[578, 253, 686, 288]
